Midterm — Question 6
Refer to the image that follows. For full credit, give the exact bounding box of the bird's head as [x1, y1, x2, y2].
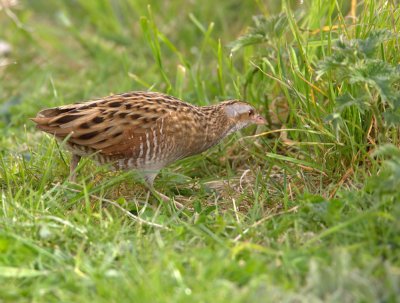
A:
[220, 100, 266, 131]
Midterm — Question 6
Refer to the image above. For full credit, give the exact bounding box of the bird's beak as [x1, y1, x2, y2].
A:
[253, 114, 267, 125]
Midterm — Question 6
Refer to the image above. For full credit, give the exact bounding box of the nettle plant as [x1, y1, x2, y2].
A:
[317, 30, 400, 138]
[229, 13, 289, 53]
[229, 9, 399, 172]
[228, 13, 291, 103]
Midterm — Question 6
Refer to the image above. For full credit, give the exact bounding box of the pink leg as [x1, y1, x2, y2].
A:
[143, 172, 184, 209]
[69, 154, 81, 182]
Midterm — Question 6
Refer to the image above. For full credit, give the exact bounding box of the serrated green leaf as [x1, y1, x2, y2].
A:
[383, 110, 400, 126]
[229, 13, 289, 52]
[335, 93, 370, 114]
[358, 30, 395, 57]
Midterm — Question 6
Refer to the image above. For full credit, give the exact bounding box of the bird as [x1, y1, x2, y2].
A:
[31, 91, 266, 208]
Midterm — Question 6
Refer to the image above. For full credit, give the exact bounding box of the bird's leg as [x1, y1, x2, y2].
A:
[143, 172, 184, 209]
[69, 154, 81, 182]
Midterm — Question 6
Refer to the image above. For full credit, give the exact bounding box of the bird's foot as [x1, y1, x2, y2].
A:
[152, 190, 184, 209]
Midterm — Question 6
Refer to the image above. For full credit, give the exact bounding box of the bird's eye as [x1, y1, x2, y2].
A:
[248, 109, 254, 116]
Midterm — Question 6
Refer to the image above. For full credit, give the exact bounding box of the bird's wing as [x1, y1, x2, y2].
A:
[98, 111, 182, 157]
[31, 93, 174, 154]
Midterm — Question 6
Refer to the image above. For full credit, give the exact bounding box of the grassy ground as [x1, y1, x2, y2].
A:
[1, 0, 400, 302]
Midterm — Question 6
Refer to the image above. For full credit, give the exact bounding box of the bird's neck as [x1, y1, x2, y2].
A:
[197, 105, 236, 150]
[177, 105, 238, 159]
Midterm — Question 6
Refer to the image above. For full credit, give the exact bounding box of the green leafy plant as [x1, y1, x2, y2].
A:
[228, 13, 290, 52]
[318, 30, 400, 133]
[369, 144, 400, 195]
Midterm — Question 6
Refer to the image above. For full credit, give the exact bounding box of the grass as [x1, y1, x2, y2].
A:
[1, 0, 400, 302]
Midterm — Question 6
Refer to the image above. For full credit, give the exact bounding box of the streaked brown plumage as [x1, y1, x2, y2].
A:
[32, 91, 265, 207]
